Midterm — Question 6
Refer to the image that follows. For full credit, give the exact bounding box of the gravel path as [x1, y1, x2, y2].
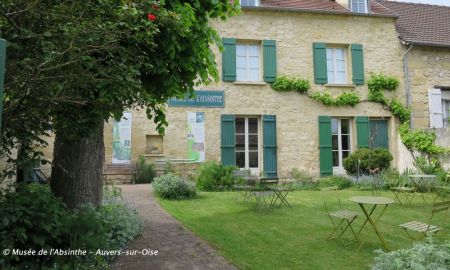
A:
[112, 184, 237, 270]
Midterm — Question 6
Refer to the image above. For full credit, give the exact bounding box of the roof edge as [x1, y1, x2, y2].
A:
[241, 6, 398, 18]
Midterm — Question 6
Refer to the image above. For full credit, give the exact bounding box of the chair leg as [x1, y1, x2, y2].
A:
[393, 191, 403, 205]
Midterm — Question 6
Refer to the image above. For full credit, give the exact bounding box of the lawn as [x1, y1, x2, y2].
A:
[158, 190, 449, 270]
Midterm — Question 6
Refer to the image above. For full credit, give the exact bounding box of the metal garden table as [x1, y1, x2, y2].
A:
[349, 196, 394, 250]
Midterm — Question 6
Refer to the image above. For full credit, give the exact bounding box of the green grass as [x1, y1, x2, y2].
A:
[157, 190, 449, 270]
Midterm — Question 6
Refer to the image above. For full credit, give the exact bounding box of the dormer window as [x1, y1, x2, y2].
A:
[350, 0, 369, 13]
[240, 0, 260, 7]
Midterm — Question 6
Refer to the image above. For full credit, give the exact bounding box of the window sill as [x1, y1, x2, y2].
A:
[325, 84, 356, 88]
[143, 154, 165, 157]
[234, 81, 267, 86]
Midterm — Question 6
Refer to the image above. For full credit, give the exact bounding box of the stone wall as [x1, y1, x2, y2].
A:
[408, 46, 450, 129]
[102, 10, 405, 177]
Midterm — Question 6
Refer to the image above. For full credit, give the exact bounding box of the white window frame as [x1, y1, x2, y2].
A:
[350, 0, 368, 14]
[326, 48, 347, 84]
[332, 118, 352, 174]
[443, 99, 450, 128]
[240, 0, 260, 7]
[236, 44, 261, 82]
[235, 117, 260, 174]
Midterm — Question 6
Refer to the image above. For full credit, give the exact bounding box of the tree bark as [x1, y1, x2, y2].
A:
[51, 120, 105, 208]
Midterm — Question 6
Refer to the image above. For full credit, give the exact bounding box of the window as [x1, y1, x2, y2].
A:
[326, 48, 347, 84]
[236, 44, 260, 82]
[369, 119, 389, 149]
[240, 0, 260, 7]
[443, 99, 450, 128]
[235, 117, 259, 171]
[146, 135, 163, 155]
[351, 0, 368, 13]
[332, 119, 351, 172]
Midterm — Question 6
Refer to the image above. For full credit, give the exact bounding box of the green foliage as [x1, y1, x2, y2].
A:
[0, 184, 143, 269]
[289, 168, 319, 190]
[368, 73, 400, 92]
[414, 156, 443, 175]
[372, 238, 450, 270]
[164, 161, 175, 174]
[368, 90, 387, 104]
[335, 91, 360, 106]
[271, 76, 310, 93]
[319, 176, 353, 189]
[136, 156, 156, 183]
[399, 122, 449, 157]
[388, 98, 412, 123]
[343, 148, 393, 176]
[311, 91, 360, 107]
[153, 173, 196, 199]
[195, 161, 235, 191]
[0, 0, 239, 177]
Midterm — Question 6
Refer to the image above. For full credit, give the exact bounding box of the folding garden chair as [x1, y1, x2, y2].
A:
[321, 186, 359, 246]
[233, 169, 253, 202]
[252, 190, 277, 210]
[390, 176, 416, 205]
[434, 173, 450, 202]
[399, 200, 450, 240]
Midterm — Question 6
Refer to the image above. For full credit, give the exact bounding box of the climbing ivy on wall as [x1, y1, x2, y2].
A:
[271, 73, 449, 172]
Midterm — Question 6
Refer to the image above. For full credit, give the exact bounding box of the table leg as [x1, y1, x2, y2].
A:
[358, 203, 390, 250]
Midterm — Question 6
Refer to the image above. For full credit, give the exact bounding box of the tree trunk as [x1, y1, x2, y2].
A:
[51, 120, 105, 208]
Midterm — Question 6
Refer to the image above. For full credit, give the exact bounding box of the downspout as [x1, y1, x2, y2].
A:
[402, 42, 414, 128]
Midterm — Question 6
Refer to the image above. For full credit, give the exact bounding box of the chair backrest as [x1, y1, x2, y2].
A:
[321, 186, 343, 211]
[429, 200, 450, 229]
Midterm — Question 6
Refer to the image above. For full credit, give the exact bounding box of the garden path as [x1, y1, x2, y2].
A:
[112, 184, 237, 270]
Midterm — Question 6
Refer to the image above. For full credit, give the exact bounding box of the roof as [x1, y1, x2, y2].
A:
[242, 0, 396, 17]
[376, 1, 450, 47]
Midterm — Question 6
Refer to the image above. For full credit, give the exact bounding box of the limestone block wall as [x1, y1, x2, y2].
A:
[103, 10, 405, 177]
[408, 46, 450, 129]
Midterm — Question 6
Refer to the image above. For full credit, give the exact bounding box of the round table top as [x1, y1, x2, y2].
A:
[349, 196, 395, 205]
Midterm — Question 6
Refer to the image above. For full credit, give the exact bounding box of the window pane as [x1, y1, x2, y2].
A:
[326, 48, 333, 60]
[342, 135, 350, 150]
[332, 135, 338, 150]
[236, 135, 245, 150]
[342, 150, 350, 161]
[249, 135, 258, 150]
[237, 56, 246, 69]
[336, 59, 346, 72]
[332, 119, 338, 134]
[236, 68, 246, 81]
[236, 152, 245, 168]
[335, 49, 345, 60]
[327, 72, 334, 83]
[336, 71, 346, 83]
[248, 118, 258, 133]
[341, 119, 349, 134]
[249, 56, 259, 68]
[327, 59, 334, 72]
[236, 45, 246, 56]
[249, 151, 258, 168]
[248, 45, 259, 56]
[249, 69, 259, 81]
[236, 118, 245, 133]
[332, 151, 339, 167]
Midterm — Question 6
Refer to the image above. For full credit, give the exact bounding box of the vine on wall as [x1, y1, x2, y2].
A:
[271, 73, 449, 174]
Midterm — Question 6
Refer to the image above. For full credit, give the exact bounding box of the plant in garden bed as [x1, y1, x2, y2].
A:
[0, 184, 143, 269]
[343, 148, 393, 176]
[153, 173, 196, 200]
[136, 156, 156, 183]
[195, 161, 235, 191]
[319, 175, 353, 189]
[289, 168, 319, 190]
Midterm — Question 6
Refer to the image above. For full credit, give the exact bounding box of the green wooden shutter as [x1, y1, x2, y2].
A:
[221, 114, 236, 166]
[222, 38, 236, 82]
[369, 120, 389, 149]
[263, 115, 277, 178]
[351, 44, 364, 85]
[313, 43, 328, 85]
[318, 116, 333, 176]
[0, 39, 6, 133]
[356, 116, 369, 148]
[263, 40, 277, 83]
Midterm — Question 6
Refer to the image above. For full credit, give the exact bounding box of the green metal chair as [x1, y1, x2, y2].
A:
[390, 176, 416, 205]
[233, 169, 253, 202]
[399, 200, 450, 240]
[434, 173, 450, 201]
[321, 186, 359, 246]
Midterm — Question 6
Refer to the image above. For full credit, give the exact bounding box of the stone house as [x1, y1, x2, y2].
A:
[377, 1, 450, 169]
[96, 0, 407, 179]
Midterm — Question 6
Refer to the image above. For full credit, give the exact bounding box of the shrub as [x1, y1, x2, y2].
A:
[319, 176, 353, 189]
[136, 156, 156, 183]
[289, 168, 319, 190]
[271, 76, 310, 93]
[0, 184, 143, 269]
[372, 238, 450, 270]
[343, 148, 393, 176]
[195, 161, 235, 191]
[153, 173, 196, 199]
[271, 76, 291, 91]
